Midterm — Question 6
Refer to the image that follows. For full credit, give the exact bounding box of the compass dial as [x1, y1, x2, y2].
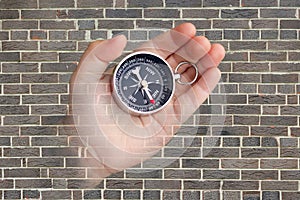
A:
[113, 52, 175, 115]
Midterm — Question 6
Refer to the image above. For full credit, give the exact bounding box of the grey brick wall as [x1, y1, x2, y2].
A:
[0, 0, 299, 199]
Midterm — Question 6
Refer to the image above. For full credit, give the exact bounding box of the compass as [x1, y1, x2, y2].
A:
[112, 51, 199, 115]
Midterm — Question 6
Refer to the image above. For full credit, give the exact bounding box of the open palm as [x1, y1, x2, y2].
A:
[70, 23, 225, 175]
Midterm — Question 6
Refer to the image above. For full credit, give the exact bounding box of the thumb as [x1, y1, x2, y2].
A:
[72, 35, 127, 85]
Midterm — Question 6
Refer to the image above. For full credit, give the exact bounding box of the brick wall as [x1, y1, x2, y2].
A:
[0, 0, 299, 199]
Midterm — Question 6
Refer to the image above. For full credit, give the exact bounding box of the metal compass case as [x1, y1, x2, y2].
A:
[112, 51, 199, 115]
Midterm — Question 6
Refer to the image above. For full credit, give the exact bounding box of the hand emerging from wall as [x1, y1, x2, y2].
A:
[69, 23, 225, 178]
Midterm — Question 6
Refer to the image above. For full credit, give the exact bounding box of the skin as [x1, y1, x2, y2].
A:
[69, 23, 226, 177]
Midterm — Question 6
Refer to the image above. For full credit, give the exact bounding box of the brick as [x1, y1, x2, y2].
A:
[242, 0, 278, 7]
[262, 181, 298, 191]
[242, 148, 278, 158]
[4, 168, 40, 178]
[0, 127, 19, 136]
[99, 19, 134, 29]
[262, 191, 280, 200]
[234, 116, 259, 125]
[31, 84, 68, 94]
[0, 74, 20, 83]
[252, 20, 278, 29]
[251, 52, 286, 61]
[166, 0, 202, 7]
[280, 148, 300, 158]
[0, 0, 37, 8]
[49, 31, 67, 40]
[213, 126, 249, 136]
[222, 159, 258, 169]
[221, 9, 258, 18]
[4, 116, 40, 125]
[182, 159, 219, 168]
[251, 127, 288, 136]
[21, 126, 57, 136]
[233, 63, 269, 72]
[239, 84, 257, 93]
[203, 148, 239, 158]
[3, 85, 28, 94]
[49, 168, 85, 178]
[224, 30, 241, 40]
[260, 159, 298, 169]
[27, 158, 64, 167]
[261, 116, 297, 126]
[242, 170, 278, 180]
[0, 31, 9, 40]
[22, 74, 58, 83]
[281, 20, 300, 29]
[0, 180, 14, 189]
[106, 9, 142, 18]
[4, 190, 21, 199]
[0, 158, 21, 167]
[281, 30, 297, 39]
[278, 85, 295, 94]
[262, 137, 278, 147]
[227, 105, 261, 114]
[0, 137, 11, 146]
[282, 192, 300, 200]
[77, 0, 113, 7]
[59, 52, 82, 62]
[106, 180, 143, 189]
[203, 137, 221, 147]
[68, 9, 103, 18]
[222, 181, 259, 190]
[11, 30, 28, 40]
[281, 171, 300, 180]
[163, 191, 180, 200]
[23, 190, 40, 199]
[144, 9, 180, 18]
[31, 137, 67, 146]
[280, 0, 300, 6]
[2, 63, 39, 73]
[22, 52, 58, 62]
[0, 10, 19, 19]
[230, 41, 266, 51]
[249, 95, 286, 105]
[184, 180, 220, 190]
[261, 9, 296, 18]
[84, 190, 101, 199]
[31, 105, 67, 115]
[40, 41, 76, 51]
[136, 20, 173, 29]
[203, 170, 239, 179]
[104, 190, 122, 199]
[78, 20, 95, 30]
[0, 52, 20, 62]
[67, 179, 104, 189]
[0, 96, 20, 105]
[127, 0, 162, 7]
[182, 9, 219, 18]
[12, 137, 30, 146]
[40, 20, 76, 29]
[4, 148, 40, 157]
[0, 106, 29, 115]
[203, 191, 220, 200]
[213, 20, 249, 29]
[272, 63, 300, 73]
[126, 169, 162, 179]
[242, 30, 259, 40]
[243, 191, 260, 200]
[41, 191, 71, 200]
[164, 169, 201, 179]
[15, 179, 52, 188]
[2, 20, 38, 29]
[205, 30, 222, 40]
[243, 137, 260, 147]
[204, 0, 240, 7]
[22, 10, 57, 19]
[259, 85, 276, 94]
[223, 191, 241, 200]
[22, 95, 58, 104]
[39, 0, 74, 8]
[229, 74, 261, 83]
[223, 138, 240, 147]
[264, 74, 298, 83]
[269, 41, 300, 51]
[42, 147, 78, 157]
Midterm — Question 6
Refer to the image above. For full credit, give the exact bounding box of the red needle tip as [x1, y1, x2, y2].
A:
[150, 99, 155, 104]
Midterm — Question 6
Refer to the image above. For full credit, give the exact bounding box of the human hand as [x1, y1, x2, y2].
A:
[70, 23, 225, 177]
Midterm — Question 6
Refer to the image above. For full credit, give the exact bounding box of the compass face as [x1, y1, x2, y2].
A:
[113, 52, 175, 115]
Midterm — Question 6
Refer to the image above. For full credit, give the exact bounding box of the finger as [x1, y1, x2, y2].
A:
[197, 43, 226, 74]
[71, 35, 127, 85]
[136, 23, 196, 59]
[166, 35, 211, 68]
[158, 67, 221, 125]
